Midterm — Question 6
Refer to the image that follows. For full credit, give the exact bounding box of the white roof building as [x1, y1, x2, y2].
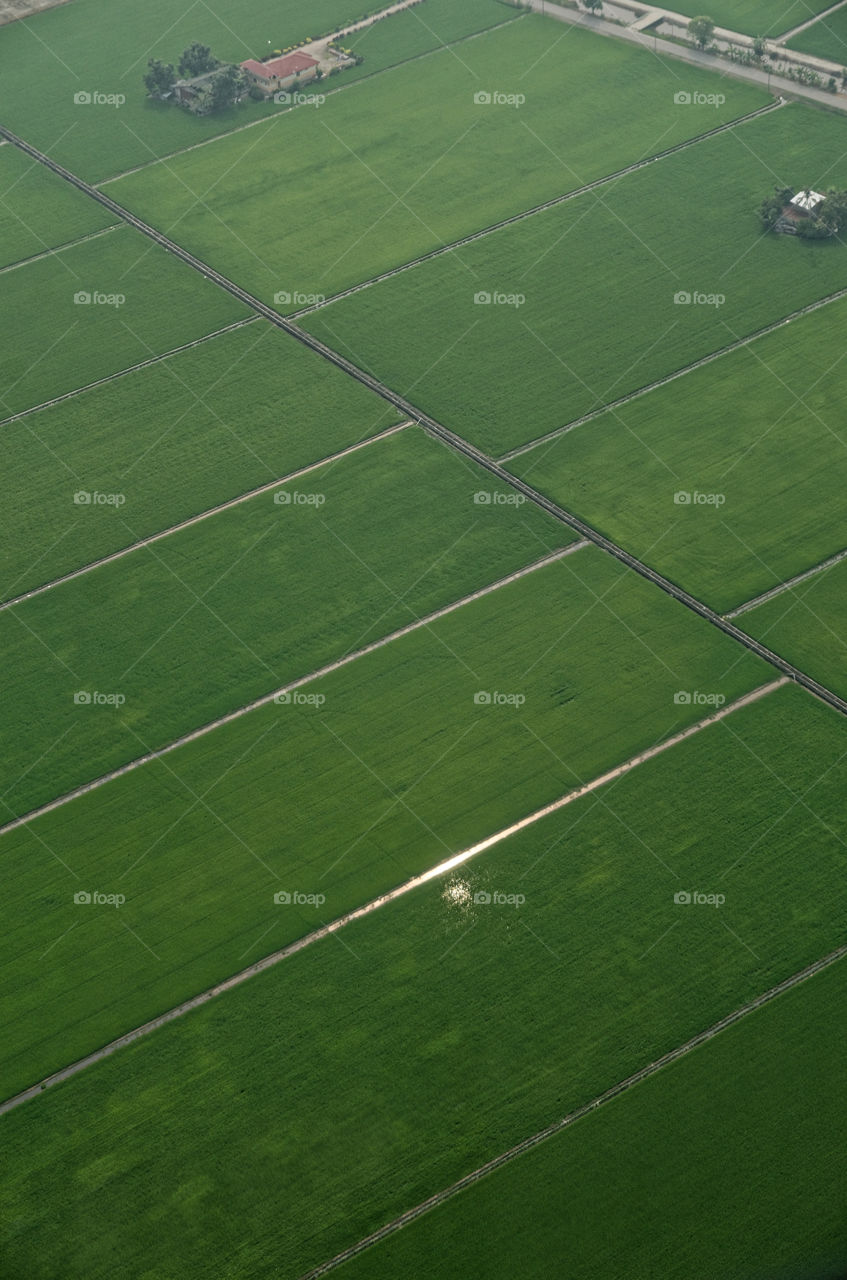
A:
[790, 190, 825, 213]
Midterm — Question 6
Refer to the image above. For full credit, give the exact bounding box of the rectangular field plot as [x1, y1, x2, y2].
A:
[338, 933, 847, 1280]
[0, 428, 574, 818]
[2, 684, 846, 1278]
[669, 0, 836, 35]
[742, 556, 847, 700]
[508, 295, 847, 613]
[301, 103, 847, 457]
[0, 547, 769, 1095]
[0, 144, 117, 270]
[0, 226, 248, 418]
[0, 320, 403, 600]
[0, 0, 489, 183]
[110, 18, 767, 308]
[787, 9, 847, 61]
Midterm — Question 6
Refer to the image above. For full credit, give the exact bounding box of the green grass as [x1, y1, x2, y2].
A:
[787, 8, 847, 62]
[743, 555, 847, 699]
[0, 320, 403, 599]
[302, 102, 847, 457]
[507, 294, 847, 613]
[339, 942, 847, 1280]
[0, 0, 517, 182]
[0, 225, 248, 418]
[0, 144, 116, 269]
[670, 0, 836, 37]
[0, 546, 769, 1096]
[0, 427, 573, 818]
[110, 17, 767, 309]
[2, 683, 846, 1278]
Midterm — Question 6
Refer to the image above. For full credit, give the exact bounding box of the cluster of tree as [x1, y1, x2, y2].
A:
[759, 186, 847, 238]
[688, 16, 715, 50]
[144, 43, 245, 112]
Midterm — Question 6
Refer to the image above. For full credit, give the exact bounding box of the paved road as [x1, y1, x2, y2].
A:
[0, 676, 781, 1116]
[526, 0, 847, 112]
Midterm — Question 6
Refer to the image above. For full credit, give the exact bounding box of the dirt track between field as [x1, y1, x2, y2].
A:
[299, 929, 847, 1278]
[0, 421, 410, 612]
[726, 544, 847, 618]
[0, 676, 784, 1116]
[0, 544, 587, 839]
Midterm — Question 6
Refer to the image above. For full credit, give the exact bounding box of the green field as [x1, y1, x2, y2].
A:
[2, 684, 845, 1277]
[0, 547, 769, 1096]
[0, 226, 248, 418]
[1, 428, 573, 818]
[110, 17, 767, 308]
[340, 948, 847, 1280]
[0, 0, 517, 182]
[507, 295, 847, 613]
[787, 8, 847, 62]
[0, 320, 403, 599]
[670, 0, 836, 36]
[743, 556, 847, 699]
[302, 103, 847, 456]
[0, 144, 117, 269]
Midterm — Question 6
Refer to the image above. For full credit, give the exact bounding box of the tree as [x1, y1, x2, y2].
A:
[582, 0, 603, 11]
[752, 36, 768, 61]
[178, 42, 218, 78]
[759, 184, 793, 229]
[143, 58, 176, 98]
[208, 64, 244, 112]
[688, 16, 716, 49]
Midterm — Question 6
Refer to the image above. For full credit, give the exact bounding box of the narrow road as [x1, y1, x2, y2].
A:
[0, 223, 121, 277]
[726, 544, 847, 618]
[0, 545, 586, 839]
[777, 0, 847, 44]
[1, 125, 846, 722]
[0, 422, 409, 612]
[0, 677, 783, 1115]
[298, 931, 847, 1279]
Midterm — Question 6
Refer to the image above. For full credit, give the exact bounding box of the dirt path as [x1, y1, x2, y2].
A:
[0, 0, 72, 24]
[0, 676, 783, 1116]
[0, 544, 586, 840]
[299, 925, 847, 1279]
[726, 545, 847, 618]
[0, 422, 409, 612]
[0, 223, 121, 277]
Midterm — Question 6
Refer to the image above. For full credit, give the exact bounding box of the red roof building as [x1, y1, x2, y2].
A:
[241, 52, 319, 82]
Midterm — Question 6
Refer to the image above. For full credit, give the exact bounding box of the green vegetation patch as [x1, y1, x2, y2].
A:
[301, 103, 847, 456]
[0, 144, 116, 270]
[743, 554, 847, 700]
[670, 0, 836, 37]
[0, 225, 248, 418]
[339, 933, 847, 1280]
[0, 320, 402, 598]
[0, 428, 572, 817]
[787, 8, 847, 62]
[508, 293, 847, 613]
[0, 546, 768, 1095]
[111, 17, 766, 307]
[2, 684, 845, 1278]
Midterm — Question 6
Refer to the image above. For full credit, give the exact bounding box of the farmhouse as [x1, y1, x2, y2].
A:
[789, 190, 825, 215]
[240, 51, 320, 96]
